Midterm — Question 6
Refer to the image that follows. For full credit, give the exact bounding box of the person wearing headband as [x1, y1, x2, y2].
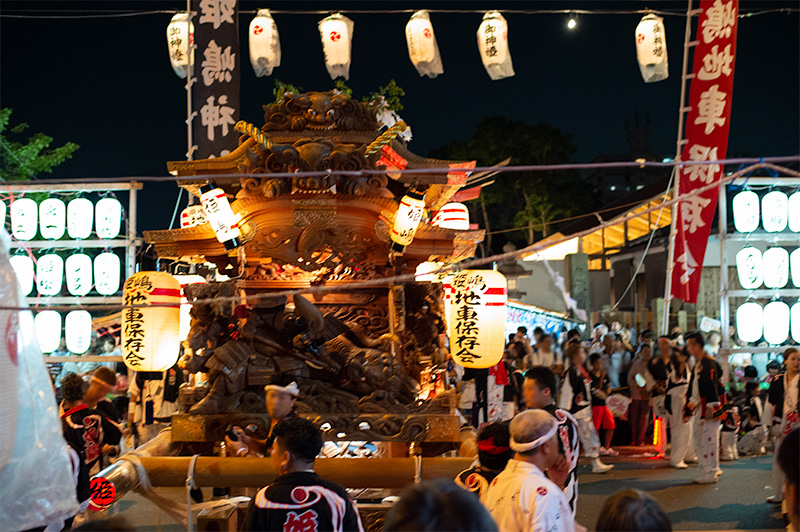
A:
[484, 410, 576, 532]
[455, 421, 514, 502]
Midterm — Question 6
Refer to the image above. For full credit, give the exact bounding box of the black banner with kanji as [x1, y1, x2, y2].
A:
[192, 0, 240, 159]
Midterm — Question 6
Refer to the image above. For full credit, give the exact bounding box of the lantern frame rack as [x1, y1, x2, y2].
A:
[718, 176, 800, 356]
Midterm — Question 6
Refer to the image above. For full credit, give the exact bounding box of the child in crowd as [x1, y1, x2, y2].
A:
[738, 381, 767, 455]
[589, 353, 617, 456]
[719, 396, 740, 461]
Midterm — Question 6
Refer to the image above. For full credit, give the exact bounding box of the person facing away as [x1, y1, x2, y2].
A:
[627, 343, 653, 447]
[595, 489, 672, 532]
[455, 421, 514, 503]
[246, 417, 364, 532]
[777, 428, 799, 532]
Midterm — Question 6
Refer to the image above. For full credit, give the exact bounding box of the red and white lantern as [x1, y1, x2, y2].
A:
[432, 203, 470, 231]
[390, 191, 425, 252]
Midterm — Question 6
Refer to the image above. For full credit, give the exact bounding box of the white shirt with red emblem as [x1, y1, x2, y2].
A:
[484, 459, 575, 532]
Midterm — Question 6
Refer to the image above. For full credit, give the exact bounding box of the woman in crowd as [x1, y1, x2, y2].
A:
[667, 347, 694, 468]
[765, 347, 800, 504]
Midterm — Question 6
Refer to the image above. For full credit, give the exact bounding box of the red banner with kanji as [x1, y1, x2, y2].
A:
[670, 0, 739, 303]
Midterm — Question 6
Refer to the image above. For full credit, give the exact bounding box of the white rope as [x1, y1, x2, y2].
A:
[186, 454, 200, 532]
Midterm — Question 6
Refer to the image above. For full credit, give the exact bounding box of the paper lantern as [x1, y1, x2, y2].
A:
[789, 192, 800, 232]
[34, 311, 62, 353]
[199, 183, 241, 249]
[166, 13, 194, 79]
[390, 191, 425, 252]
[792, 249, 800, 288]
[67, 198, 94, 239]
[9, 254, 34, 296]
[65, 310, 92, 354]
[736, 302, 763, 343]
[121, 272, 182, 371]
[762, 191, 788, 233]
[318, 14, 354, 80]
[431, 203, 470, 230]
[635, 14, 669, 83]
[180, 204, 206, 228]
[447, 270, 507, 368]
[735, 247, 762, 289]
[173, 274, 206, 341]
[65, 253, 93, 296]
[732, 191, 759, 233]
[95, 197, 122, 239]
[36, 253, 63, 296]
[415, 262, 440, 282]
[405, 10, 443, 78]
[38, 198, 66, 240]
[763, 247, 789, 289]
[249, 9, 281, 77]
[94, 252, 121, 295]
[10, 198, 38, 240]
[477, 11, 514, 81]
[763, 301, 790, 345]
[791, 302, 800, 343]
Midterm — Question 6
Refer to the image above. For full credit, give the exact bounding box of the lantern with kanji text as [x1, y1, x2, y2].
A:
[10, 198, 38, 240]
[732, 190, 760, 233]
[390, 191, 425, 253]
[405, 11, 443, 78]
[635, 14, 669, 83]
[735, 247, 762, 289]
[166, 13, 194, 79]
[66, 253, 93, 297]
[477, 11, 514, 81]
[199, 183, 241, 249]
[37, 253, 63, 296]
[94, 252, 121, 295]
[39, 198, 66, 240]
[763, 247, 789, 289]
[762, 191, 788, 233]
[67, 198, 94, 239]
[95, 197, 122, 239]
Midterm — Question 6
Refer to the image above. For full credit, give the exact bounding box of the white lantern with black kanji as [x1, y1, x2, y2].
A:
[199, 182, 241, 249]
[390, 191, 425, 253]
[180, 204, 206, 228]
[94, 252, 121, 295]
[65, 310, 92, 354]
[166, 12, 194, 79]
[763, 247, 789, 289]
[37, 253, 63, 296]
[792, 302, 800, 343]
[763, 301, 790, 344]
[67, 198, 94, 239]
[34, 311, 62, 353]
[405, 10, 443, 78]
[249, 9, 281, 77]
[9, 254, 34, 296]
[432, 203, 470, 231]
[762, 191, 788, 233]
[10, 198, 38, 240]
[477, 11, 514, 81]
[791, 249, 800, 288]
[736, 247, 762, 289]
[788, 192, 800, 232]
[736, 302, 763, 343]
[318, 14, 354, 80]
[121, 272, 182, 371]
[447, 270, 507, 369]
[65, 253, 93, 297]
[38, 198, 66, 240]
[95, 197, 122, 239]
[732, 190, 760, 233]
[635, 14, 668, 83]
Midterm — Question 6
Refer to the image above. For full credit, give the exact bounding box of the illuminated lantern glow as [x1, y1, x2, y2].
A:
[166, 13, 194, 79]
[405, 10, 443, 78]
[65, 253, 93, 297]
[249, 9, 281, 77]
[199, 183, 241, 249]
[736, 302, 763, 343]
[791, 249, 800, 288]
[65, 310, 93, 354]
[390, 191, 425, 253]
[635, 14, 668, 83]
[94, 252, 121, 295]
[39, 198, 66, 240]
[792, 302, 800, 344]
[735, 247, 762, 289]
[732, 191, 760, 233]
[762, 191, 788, 233]
[37, 253, 64, 296]
[34, 311, 62, 353]
[121, 272, 182, 371]
[431, 203, 470, 231]
[67, 198, 94, 239]
[318, 14, 354, 80]
[477, 11, 514, 81]
[9, 254, 35, 296]
[446, 270, 507, 368]
[180, 204, 206, 228]
[789, 192, 800, 232]
[95, 197, 122, 239]
[763, 301, 790, 345]
[173, 274, 206, 341]
[10, 198, 38, 240]
[415, 262, 442, 282]
[763, 247, 789, 289]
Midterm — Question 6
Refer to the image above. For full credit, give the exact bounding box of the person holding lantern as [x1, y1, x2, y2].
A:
[765, 347, 800, 504]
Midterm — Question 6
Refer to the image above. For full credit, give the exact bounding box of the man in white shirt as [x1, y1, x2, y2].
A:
[485, 410, 576, 532]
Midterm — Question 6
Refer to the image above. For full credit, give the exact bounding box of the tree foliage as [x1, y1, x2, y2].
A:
[0, 108, 79, 181]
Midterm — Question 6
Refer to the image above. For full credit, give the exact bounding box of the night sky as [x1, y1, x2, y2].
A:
[1, 1, 798, 234]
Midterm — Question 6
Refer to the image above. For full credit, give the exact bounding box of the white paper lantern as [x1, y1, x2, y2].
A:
[791, 302, 800, 343]
[635, 14, 669, 83]
[792, 249, 800, 288]
[249, 9, 281, 77]
[34, 311, 62, 353]
[447, 270, 507, 368]
[65, 253, 93, 297]
[405, 10, 443, 78]
[732, 191, 760, 233]
[199, 183, 241, 249]
[432, 203, 470, 231]
[9, 254, 35, 296]
[318, 14, 354, 80]
[764, 301, 790, 345]
[67, 198, 94, 239]
[166, 13, 194, 79]
[94, 252, 121, 295]
[736, 302, 763, 343]
[121, 272, 182, 371]
[95, 197, 122, 239]
[10, 198, 38, 240]
[65, 310, 93, 354]
[36, 254, 63, 296]
[788, 192, 800, 232]
[477, 11, 514, 81]
[180, 204, 206, 228]
[173, 274, 206, 341]
[762, 191, 788, 233]
[763, 247, 789, 289]
[735, 247, 763, 289]
[38, 198, 66, 240]
[390, 192, 426, 252]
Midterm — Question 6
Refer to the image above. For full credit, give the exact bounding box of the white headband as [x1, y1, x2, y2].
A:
[265, 381, 299, 397]
[509, 422, 558, 453]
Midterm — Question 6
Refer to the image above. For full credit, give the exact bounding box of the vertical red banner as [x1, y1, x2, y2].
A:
[670, 0, 739, 303]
